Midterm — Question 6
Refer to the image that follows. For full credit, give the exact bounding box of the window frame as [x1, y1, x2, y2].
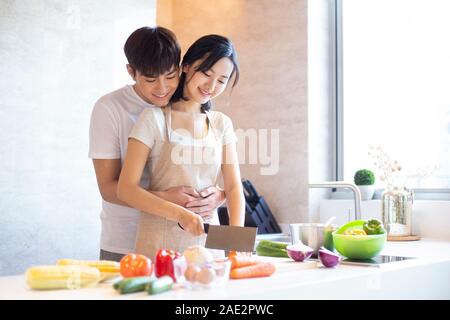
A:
[332, 0, 450, 200]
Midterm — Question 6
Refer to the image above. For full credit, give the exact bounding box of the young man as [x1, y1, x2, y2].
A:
[89, 27, 225, 261]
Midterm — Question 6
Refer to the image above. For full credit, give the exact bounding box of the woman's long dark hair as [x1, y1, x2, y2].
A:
[170, 34, 239, 112]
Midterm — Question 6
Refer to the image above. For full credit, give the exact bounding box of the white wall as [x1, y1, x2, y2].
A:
[0, 0, 156, 276]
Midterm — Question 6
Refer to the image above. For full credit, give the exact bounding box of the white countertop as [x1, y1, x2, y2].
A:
[1, 238, 449, 300]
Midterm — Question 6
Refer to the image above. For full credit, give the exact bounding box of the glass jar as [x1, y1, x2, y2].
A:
[381, 187, 414, 236]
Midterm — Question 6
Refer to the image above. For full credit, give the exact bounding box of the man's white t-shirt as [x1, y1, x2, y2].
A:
[89, 85, 153, 254]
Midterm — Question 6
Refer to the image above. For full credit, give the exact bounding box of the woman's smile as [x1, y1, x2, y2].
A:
[198, 88, 212, 97]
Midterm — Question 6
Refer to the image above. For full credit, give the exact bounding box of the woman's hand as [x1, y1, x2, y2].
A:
[178, 209, 205, 236]
[185, 186, 226, 217]
[151, 186, 202, 207]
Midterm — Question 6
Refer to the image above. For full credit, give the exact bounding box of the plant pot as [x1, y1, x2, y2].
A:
[357, 185, 375, 201]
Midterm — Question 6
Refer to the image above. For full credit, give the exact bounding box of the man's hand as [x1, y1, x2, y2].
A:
[152, 186, 202, 207]
[185, 186, 226, 217]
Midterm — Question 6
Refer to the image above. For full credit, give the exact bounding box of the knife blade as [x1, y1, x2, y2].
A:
[178, 223, 257, 252]
[205, 224, 257, 252]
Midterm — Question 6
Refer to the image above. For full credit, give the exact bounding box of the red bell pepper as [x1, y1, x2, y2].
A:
[154, 249, 181, 281]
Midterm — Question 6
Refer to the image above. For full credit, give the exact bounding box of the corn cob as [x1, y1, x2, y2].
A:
[56, 259, 120, 281]
[26, 265, 101, 290]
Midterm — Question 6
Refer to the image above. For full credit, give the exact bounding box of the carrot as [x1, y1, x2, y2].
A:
[230, 262, 276, 279]
[227, 250, 238, 259]
[230, 255, 261, 270]
[227, 251, 252, 259]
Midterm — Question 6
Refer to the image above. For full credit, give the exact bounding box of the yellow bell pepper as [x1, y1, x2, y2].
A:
[344, 229, 367, 236]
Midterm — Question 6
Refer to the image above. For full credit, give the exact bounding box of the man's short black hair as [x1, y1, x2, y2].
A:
[124, 26, 181, 77]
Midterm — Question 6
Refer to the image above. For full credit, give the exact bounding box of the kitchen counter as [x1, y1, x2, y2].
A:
[1, 239, 449, 300]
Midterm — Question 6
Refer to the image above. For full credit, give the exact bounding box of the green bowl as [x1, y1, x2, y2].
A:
[332, 220, 387, 260]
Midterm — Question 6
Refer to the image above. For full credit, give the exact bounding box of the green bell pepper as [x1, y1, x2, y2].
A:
[363, 219, 386, 235]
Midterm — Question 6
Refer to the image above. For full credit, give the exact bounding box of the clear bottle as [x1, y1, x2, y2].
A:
[323, 224, 337, 252]
[381, 187, 414, 236]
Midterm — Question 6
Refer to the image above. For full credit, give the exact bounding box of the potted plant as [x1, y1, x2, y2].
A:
[354, 169, 375, 201]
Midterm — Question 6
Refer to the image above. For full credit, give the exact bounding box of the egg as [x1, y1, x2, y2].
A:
[195, 266, 216, 285]
[184, 265, 200, 282]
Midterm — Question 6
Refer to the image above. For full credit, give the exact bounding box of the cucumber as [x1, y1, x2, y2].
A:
[113, 279, 124, 290]
[256, 240, 289, 258]
[118, 276, 153, 294]
[147, 276, 174, 295]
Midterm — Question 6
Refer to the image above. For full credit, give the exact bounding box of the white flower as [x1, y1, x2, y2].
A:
[368, 145, 436, 190]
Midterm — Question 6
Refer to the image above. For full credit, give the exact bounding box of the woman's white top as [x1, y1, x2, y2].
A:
[129, 106, 237, 259]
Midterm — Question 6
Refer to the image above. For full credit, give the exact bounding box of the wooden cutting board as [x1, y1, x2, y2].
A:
[387, 235, 421, 241]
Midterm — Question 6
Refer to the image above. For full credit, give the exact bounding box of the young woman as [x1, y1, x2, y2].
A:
[117, 35, 245, 259]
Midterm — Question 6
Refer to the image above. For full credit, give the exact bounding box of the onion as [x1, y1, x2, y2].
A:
[318, 246, 341, 268]
[173, 256, 188, 281]
[183, 245, 213, 266]
[286, 243, 314, 262]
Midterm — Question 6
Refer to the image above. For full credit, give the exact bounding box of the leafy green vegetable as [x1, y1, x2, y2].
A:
[256, 240, 289, 258]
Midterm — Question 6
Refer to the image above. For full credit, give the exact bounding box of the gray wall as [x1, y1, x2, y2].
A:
[0, 0, 156, 276]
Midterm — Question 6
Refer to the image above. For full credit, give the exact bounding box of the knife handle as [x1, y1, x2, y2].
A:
[177, 222, 209, 234]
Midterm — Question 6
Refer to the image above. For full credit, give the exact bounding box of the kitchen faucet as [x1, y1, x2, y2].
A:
[309, 181, 362, 221]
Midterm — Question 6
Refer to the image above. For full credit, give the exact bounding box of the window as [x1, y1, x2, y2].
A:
[336, 0, 450, 193]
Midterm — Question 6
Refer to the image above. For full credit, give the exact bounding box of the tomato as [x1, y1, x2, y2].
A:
[119, 254, 152, 278]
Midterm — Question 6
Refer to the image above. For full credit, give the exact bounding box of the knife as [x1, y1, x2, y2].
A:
[242, 179, 260, 205]
[178, 223, 258, 252]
